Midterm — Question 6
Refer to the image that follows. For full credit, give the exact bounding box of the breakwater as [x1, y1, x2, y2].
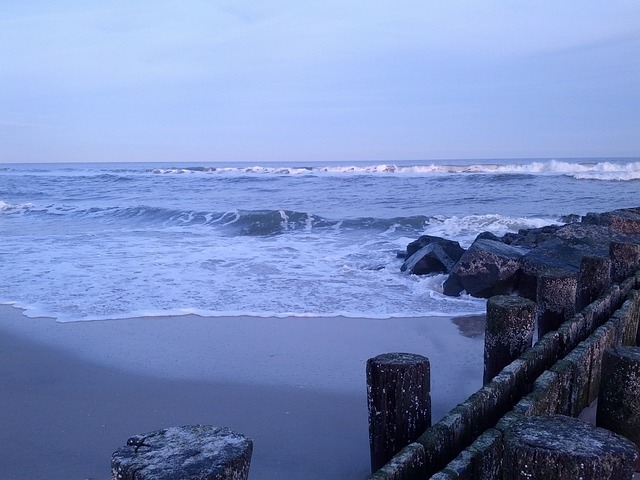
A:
[368, 209, 640, 479]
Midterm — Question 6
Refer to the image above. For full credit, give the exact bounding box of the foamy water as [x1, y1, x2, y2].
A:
[0, 158, 637, 321]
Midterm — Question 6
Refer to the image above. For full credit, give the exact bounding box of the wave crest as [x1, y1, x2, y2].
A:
[149, 159, 640, 181]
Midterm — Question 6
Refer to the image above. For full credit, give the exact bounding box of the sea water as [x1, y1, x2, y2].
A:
[0, 158, 638, 322]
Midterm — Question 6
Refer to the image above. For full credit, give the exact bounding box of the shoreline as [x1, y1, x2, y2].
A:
[0, 305, 484, 479]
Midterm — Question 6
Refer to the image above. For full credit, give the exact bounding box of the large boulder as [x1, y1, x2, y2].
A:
[501, 225, 562, 248]
[401, 236, 465, 275]
[443, 239, 527, 298]
[518, 223, 635, 300]
[582, 208, 640, 235]
[405, 235, 465, 259]
[403, 207, 640, 301]
[555, 222, 636, 246]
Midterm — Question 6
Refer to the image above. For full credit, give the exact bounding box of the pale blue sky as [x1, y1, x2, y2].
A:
[1, 1, 639, 163]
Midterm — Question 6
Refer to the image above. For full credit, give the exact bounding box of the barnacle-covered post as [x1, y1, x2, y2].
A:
[484, 295, 536, 384]
[536, 271, 578, 337]
[610, 242, 640, 283]
[597, 347, 640, 471]
[366, 352, 431, 473]
[503, 415, 638, 480]
[577, 255, 612, 311]
[111, 425, 253, 480]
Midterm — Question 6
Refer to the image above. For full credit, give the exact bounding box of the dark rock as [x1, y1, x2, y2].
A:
[405, 235, 465, 261]
[555, 222, 630, 245]
[501, 224, 561, 248]
[518, 238, 590, 300]
[401, 243, 460, 275]
[519, 223, 635, 299]
[404, 208, 640, 301]
[401, 236, 465, 275]
[582, 207, 640, 234]
[475, 231, 501, 242]
[559, 213, 581, 224]
[443, 239, 527, 298]
[582, 211, 604, 226]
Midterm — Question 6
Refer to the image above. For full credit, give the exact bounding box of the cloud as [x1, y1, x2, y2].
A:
[3, 1, 639, 90]
[1, 1, 639, 162]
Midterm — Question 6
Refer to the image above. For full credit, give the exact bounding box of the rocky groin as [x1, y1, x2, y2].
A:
[369, 206, 640, 479]
[401, 207, 640, 302]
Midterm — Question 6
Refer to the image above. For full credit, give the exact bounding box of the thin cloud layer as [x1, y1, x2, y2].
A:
[1, 1, 639, 162]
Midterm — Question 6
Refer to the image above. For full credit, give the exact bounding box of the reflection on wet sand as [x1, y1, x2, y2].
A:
[452, 314, 486, 338]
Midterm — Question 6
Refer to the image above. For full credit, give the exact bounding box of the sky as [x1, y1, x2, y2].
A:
[1, 1, 639, 163]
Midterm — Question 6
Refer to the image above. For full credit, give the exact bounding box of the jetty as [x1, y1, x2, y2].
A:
[110, 207, 640, 479]
[369, 207, 640, 479]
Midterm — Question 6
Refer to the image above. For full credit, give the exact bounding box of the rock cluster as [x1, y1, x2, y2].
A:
[401, 207, 640, 301]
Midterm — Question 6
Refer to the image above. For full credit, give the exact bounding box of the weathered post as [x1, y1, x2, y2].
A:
[484, 295, 536, 384]
[111, 425, 253, 480]
[637, 292, 640, 347]
[610, 242, 640, 283]
[536, 271, 578, 337]
[366, 352, 431, 473]
[577, 256, 611, 311]
[597, 347, 640, 471]
[503, 415, 638, 479]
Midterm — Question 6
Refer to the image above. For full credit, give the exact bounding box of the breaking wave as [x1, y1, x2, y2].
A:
[149, 159, 640, 181]
[0, 201, 437, 237]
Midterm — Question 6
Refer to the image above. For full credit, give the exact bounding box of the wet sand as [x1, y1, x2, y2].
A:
[0, 305, 484, 479]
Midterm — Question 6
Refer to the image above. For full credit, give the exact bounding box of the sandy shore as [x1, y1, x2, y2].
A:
[0, 305, 484, 479]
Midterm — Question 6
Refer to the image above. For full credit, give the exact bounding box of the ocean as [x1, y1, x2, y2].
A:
[1, 158, 638, 322]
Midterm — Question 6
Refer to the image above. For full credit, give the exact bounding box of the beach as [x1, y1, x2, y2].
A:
[2, 0, 638, 474]
[2, 160, 637, 478]
[0, 305, 484, 479]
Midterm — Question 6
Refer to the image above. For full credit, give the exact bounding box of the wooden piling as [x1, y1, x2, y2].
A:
[536, 272, 577, 337]
[367, 352, 431, 473]
[597, 347, 640, 471]
[610, 242, 640, 283]
[483, 295, 535, 384]
[577, 256, 611, 311]
[503, 415, 638, 479]
[111, 425, 253, 480]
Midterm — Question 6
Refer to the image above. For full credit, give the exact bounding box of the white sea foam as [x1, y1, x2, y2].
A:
[1, 160, 635, 322]
[146, 159, 640, 180]
[570, 161, 640, 181]
[422, 214, 558, 248]
[0, 200, 33, 212]
[0, 213, 551, 322]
